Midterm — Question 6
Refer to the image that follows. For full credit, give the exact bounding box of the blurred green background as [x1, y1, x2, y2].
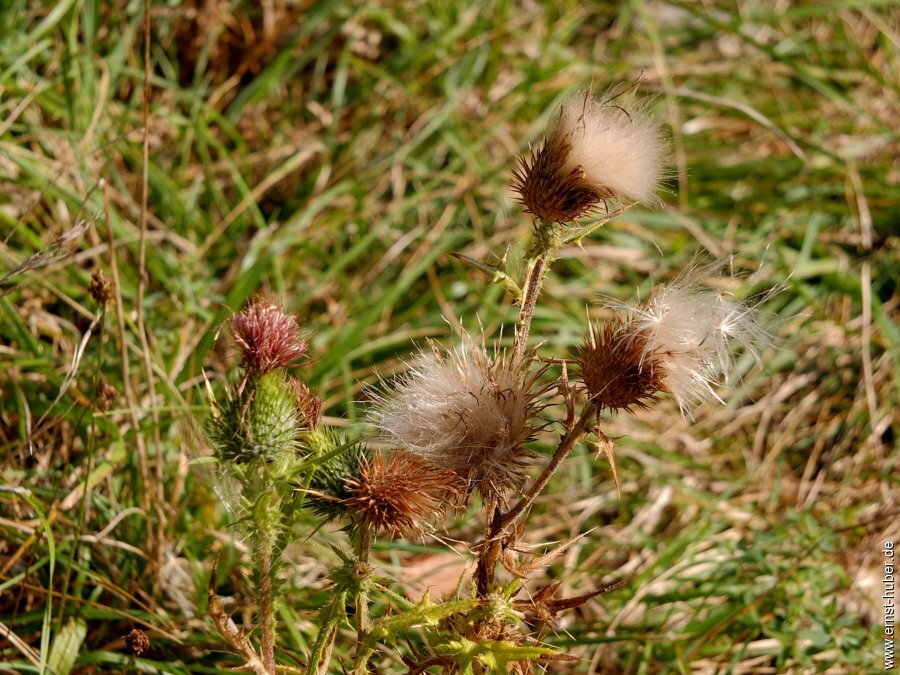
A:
[0, 0, 897, 672]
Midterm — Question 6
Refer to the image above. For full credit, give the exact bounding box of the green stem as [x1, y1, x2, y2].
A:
[258, 522, 277, 674]
[307, 594, 344, 675]
[57, 308, 106, 630]
[353, 527, 373, 675]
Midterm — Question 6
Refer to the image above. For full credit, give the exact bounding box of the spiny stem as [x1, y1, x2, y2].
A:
[474, 499, 503, 598]
[258, 524, 277, 674]
[500, 403, 598, 531]
[353, 527, 373, 675]
[512, 248, 551, 362]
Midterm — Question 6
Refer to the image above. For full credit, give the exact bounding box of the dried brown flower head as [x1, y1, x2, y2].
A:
[577, 319, 663, 413]
[591, 266, 770, 417]
[340, 451, 456, 536]
[370, 338, 543, 500]
[230, 298, 308, 374]
[512, 133, 610, 224]
[124, 627, 150, 656]
[97, 380, 119, 413]
[513, 89, 666, 224]
[88, 268, 113, 306]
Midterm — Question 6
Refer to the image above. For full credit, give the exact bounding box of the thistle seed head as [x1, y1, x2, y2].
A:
[370, 338, 543, 501]
[513, 88, 666, 223]
[556, 91, 666, 206]
[340, 451, 456, 536]
[622, 266, 770, 417]
[230, 298, 308, 374]
[576, 319, 664, 413]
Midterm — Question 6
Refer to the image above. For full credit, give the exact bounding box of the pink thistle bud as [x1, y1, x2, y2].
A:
[230, 298, 308, 374]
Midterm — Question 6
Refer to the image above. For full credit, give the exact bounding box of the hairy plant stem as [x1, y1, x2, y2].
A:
[475, 404, 597, 597]
[501, 402, 598, 531]
[512, 245, 552, 362]
[257, 520, 277, 674]
[250, 467, 279, 675]
[353, 527, 373, 675]
[478, 228, 559, 595]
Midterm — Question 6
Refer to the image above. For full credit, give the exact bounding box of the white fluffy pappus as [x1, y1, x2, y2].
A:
[368, 338, 542, 499]
[554, 91, 667, 205]
[623, 266, 770, 416]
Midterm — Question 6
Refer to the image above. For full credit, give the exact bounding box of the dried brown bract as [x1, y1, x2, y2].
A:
[341, 451, 456, 536]
[512, 133, 609, 223]
[576, 319, 664, 413]
[286, 375, 321, 430]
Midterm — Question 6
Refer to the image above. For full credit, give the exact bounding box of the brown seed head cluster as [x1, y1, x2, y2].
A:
[577, 320, 664, 413]
[341, 451, 455, 536]
[230, 298, 308, 374]
[124, 627, 150, 656]
[512, 133, 609, 224]
[88, 268, 113, 306]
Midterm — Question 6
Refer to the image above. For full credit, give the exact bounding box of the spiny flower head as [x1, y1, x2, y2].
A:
[618, 266, 769, 417]
[230, 298, 308, 374]
[299, 429, 369, 520]
[340, 450, 457, 536]
[370, 338, 543, 501]
[513, 88, 666, 223]
[576, 318, 664, 413]
[210, 371, 301, 465]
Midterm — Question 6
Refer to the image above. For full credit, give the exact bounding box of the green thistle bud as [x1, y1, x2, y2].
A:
[210, 371, 300, 465]
[298, 427, 368, 520]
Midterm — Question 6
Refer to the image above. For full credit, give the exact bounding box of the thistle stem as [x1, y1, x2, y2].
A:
[353, 527, 373, 675]
[500, 403, 598, 531]
[513, 248, 551, 362]
[258, 524, 277, 674]
[474, 499, 503, 598]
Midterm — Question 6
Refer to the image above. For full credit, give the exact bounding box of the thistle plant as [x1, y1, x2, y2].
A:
[202, 86, 769, 674]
